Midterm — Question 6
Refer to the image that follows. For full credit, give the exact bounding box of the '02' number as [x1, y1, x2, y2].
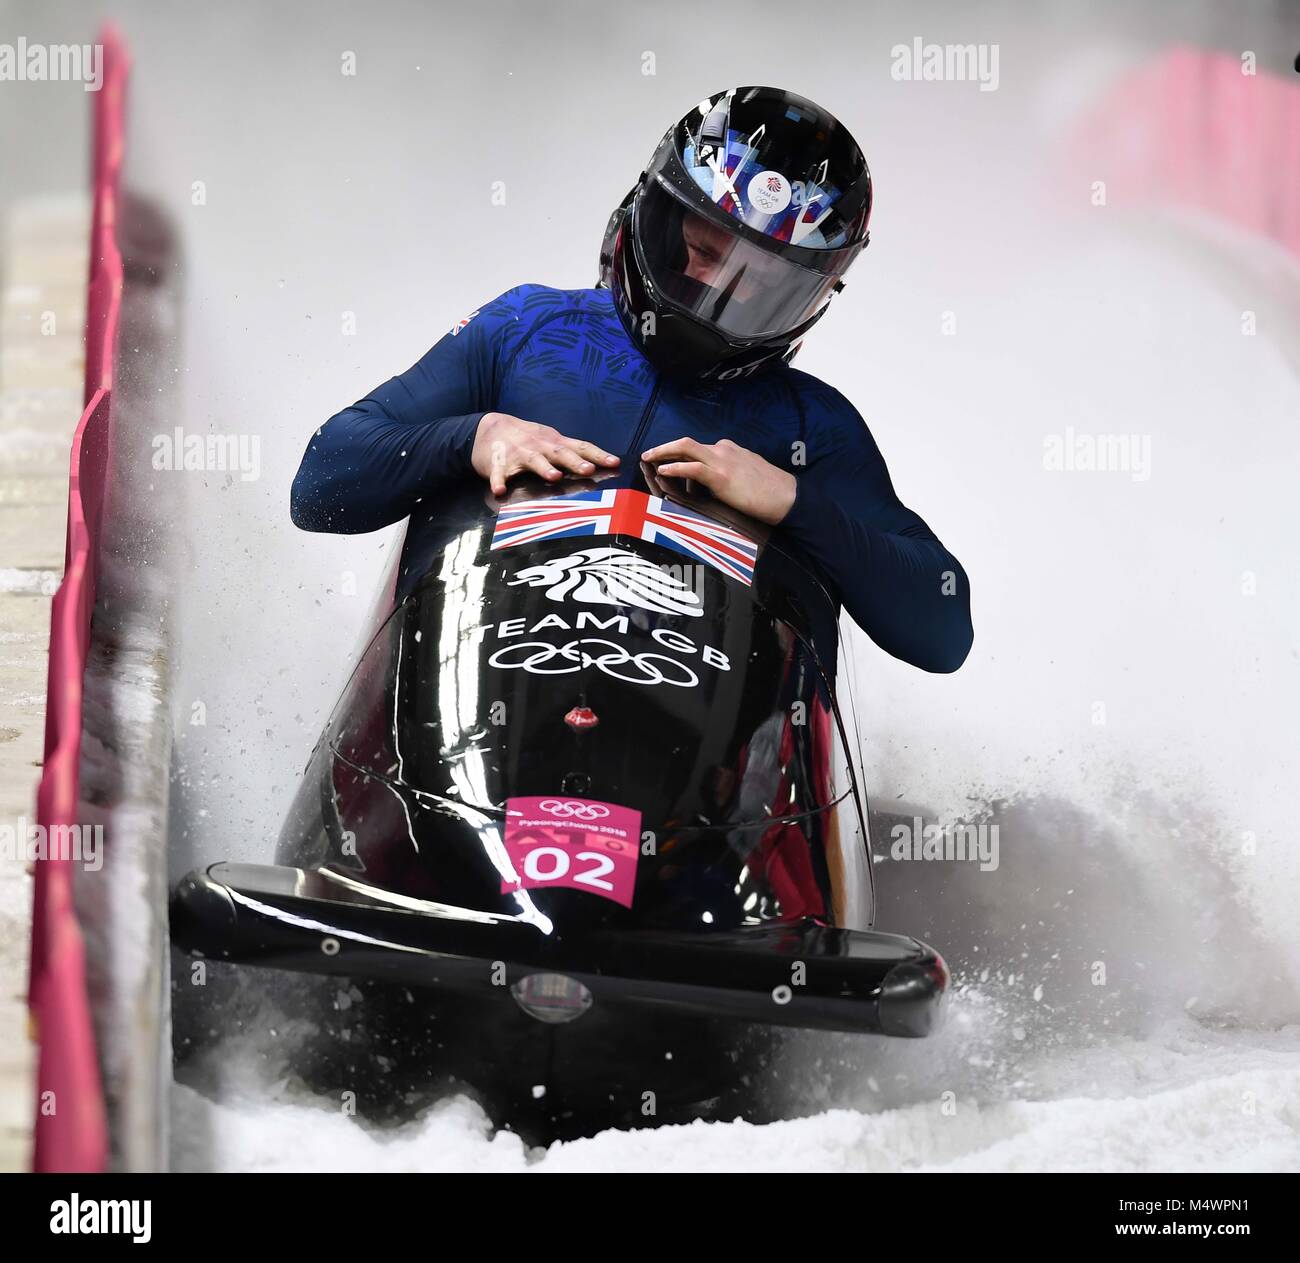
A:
[522, 845, 615, 892]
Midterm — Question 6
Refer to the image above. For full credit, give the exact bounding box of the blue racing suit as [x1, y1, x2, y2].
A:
[290, 284, 973, 674]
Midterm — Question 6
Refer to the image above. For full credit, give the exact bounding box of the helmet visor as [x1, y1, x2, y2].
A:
[636, 179, 841, 340]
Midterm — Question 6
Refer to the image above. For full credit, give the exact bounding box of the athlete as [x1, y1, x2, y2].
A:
[291, 86, 973, 673]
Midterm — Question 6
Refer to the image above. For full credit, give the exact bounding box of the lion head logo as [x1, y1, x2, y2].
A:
[506, 546, 703, 617]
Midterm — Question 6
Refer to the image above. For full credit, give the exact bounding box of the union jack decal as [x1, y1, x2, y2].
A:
[491, 488, 759, 586]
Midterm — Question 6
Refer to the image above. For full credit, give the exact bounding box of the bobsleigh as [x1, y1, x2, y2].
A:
[171, 466, 948, 1117]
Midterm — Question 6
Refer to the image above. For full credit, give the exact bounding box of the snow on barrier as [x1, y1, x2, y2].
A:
[1069, 45, 1300, 260]
[27, 26, 129, 1174]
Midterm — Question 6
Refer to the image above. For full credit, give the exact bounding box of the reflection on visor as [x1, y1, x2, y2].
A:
[637, 183, 840, 339]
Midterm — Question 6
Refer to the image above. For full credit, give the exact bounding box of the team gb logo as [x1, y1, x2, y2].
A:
[506, 546, 703, 617]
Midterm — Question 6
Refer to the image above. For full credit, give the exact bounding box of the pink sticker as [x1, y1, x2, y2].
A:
[502, 796, 641, 908]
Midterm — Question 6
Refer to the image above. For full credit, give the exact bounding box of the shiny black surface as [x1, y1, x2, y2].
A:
[171, 861, 946, 1038]
[273, 470, 876, 935]
[171, 469, 947, 1077]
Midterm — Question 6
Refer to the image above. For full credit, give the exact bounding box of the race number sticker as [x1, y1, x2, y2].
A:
[502, 796, 641, 908]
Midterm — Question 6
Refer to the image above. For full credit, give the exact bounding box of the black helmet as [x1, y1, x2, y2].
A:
[600, 86, 872, 381]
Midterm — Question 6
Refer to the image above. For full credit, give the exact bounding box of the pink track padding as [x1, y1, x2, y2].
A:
[28, 25, 129, 1173]
[1070, 45, 1300, 259]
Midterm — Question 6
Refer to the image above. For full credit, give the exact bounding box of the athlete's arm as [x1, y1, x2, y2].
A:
[777, 405, 973, 674]
[290, 324, 492, 533]
[290, 288, 614, 533]
[644, 408, 973, 674]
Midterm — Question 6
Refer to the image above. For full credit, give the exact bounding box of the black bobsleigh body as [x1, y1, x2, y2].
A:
[171, 467, 948, 1112]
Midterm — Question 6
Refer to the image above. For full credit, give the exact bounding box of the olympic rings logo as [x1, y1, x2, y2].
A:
[538, 799, 611, 820]
[487, 637, 700, 688]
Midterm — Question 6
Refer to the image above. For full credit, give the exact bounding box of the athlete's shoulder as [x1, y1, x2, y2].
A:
[458, 283, 609, 340]
[780, 364, 866, 428]
[774, 362, 889, 473]
[488, 282, 609, 316]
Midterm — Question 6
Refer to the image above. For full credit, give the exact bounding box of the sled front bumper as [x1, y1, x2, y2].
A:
[170, 862, 947, 1038]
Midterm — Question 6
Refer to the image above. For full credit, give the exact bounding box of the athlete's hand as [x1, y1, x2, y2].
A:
[472, 412, 619, 497]
[641, 436, 797, 525]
